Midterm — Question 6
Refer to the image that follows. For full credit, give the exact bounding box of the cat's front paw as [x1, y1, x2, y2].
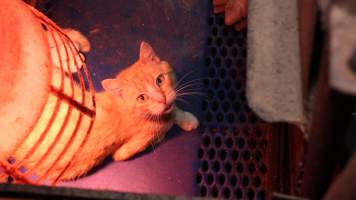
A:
[179, 112, 199, 132]
[112, 147, 131, 161]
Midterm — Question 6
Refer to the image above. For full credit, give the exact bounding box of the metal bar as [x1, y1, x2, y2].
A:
[53, 116, 95, 184]
[23, 28, 76, 180]
[38, 35, 89, 182]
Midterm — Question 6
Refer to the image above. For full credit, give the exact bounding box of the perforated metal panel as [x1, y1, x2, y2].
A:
[196, 12, 274, 200]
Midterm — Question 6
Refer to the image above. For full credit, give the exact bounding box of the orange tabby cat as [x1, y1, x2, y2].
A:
[12, 38, 199, 181]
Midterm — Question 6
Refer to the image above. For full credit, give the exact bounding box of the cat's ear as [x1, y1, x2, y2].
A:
[139, 41, 160, 64]
[101, 78, 122, 97]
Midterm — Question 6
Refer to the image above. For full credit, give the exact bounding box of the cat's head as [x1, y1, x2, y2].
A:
[101, 41, 177, 117]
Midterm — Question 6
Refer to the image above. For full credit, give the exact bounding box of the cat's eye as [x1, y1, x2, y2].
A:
[137, 94, 148, 103]
[156, 74, 165, 87]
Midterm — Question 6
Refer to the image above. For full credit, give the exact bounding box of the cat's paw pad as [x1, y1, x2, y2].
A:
[180, 112, 199, 132]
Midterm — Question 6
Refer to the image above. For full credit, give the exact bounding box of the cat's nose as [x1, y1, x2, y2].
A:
[154, 94, 166, 104]
[158, 95, 166, 104]
[150, 90, 166, 104]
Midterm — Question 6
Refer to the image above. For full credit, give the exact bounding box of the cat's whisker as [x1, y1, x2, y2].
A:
[144, 112, 156, 123]
[175, 79, 203, 93]
[148, 115, 154, 122]
[176, 87, 203, 96]
[176, 81, 203, 89]
[149, 137, 157, 153]
[175, 77, 204, 90]
[176, 92, 206, 97]
[176, 88, 205, 95]
[175, 83, 203, 93]
[151, 115, 157, 122]
[176, 92, 204, 98]
[175, 69, 196, 83]
[174, 70, 198, 89]
[175, 97, 190, 105]
[168, 82, 202, 98]
[136, 116, 157, 153]
[177, 90, 205, 94]
[175, 82, 203, 94]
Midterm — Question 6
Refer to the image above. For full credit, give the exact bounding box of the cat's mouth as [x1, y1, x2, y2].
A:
[163, 103, 174, 113]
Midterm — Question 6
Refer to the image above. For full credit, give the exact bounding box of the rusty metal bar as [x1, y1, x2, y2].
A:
[22, 27, 76, 179]
[38, 35, 91, 183]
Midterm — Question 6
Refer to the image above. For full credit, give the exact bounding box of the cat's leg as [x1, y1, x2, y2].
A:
[49, 28, 90, 73]
[112, 136, 151, 161]
[173, 107, 199, 132]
